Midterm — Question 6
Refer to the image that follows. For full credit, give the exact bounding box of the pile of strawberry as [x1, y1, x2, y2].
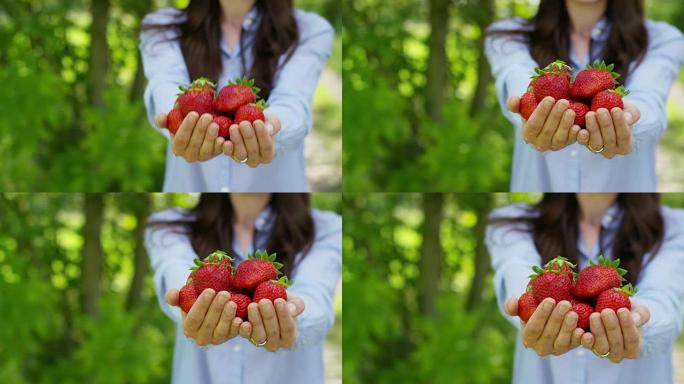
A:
[178, 250, 291, 320]
[520, 60, 629, 129]
[165, 77, 267, 138]
[518, 256, 636, 330]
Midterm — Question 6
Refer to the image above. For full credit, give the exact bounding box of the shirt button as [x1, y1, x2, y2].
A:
[233, 345, 241, 352]
[570, 150, 578, 157]
[220, 186, 230, 192]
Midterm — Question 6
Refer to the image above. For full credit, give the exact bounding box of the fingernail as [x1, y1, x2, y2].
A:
[625, 112, 633, 122]
[544, 300, 554, 310]
[288, 303, 296, 314]
[267, 124, 274, 135]
[632, 313, 641, 324]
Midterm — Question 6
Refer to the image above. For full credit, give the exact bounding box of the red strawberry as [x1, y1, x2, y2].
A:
[595, 284, 636, 313]
[167, 108, 184, 135]
[530, 60, 572, 102]
[528, 261, 573, 303]
[232, 250, 282, 290]
[570, 60, 619, 99]
[573, 255, 626, 298]
[234, 100, 267, 124]
[569, 299, 593, 331]
[543, 256, 576, 279]
[177, 77, 215, 116]
[518, 291, 538, 322]
[520, 91, 538, 120]
[214, 77, 259, 113]
[189, 250, 234, 295]
[213, 115, 233, 139]
[253, 277, 291, 303]
[591, 86, 629, 112]
[568, 101, 589, 127]
[229, 292, 252, 320]
[179, 283, 198, 313]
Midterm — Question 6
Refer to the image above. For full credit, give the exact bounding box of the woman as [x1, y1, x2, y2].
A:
[145, 193, 341, 384]
[486, 193, 684, 384]
[140, 0, 333, 192]
[485, 0, 684, 192]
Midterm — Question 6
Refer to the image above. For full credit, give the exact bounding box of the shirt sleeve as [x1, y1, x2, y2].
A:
[624, 21, 684, 153]
[485, 204, 543, 329]
[144, 209, 198, 324]
[139, 8, 190, 140]
[632, 208, 684, 357]
[266, 12, 334, 158]
[287, 210, 342, 349]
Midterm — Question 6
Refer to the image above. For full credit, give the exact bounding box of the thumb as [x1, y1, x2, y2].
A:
[166, 288, 180, 307]
[507, 96, 521, 113]
[505, 298, 519, 317]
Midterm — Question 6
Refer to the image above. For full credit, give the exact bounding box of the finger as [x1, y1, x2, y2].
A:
[589, 312, 609, 355]
[567, 125, 581, 145]
[624, 102, 641, 126]
[254, 120, 274, 164]
[199, 122, 219, 161]
[247, 303, 267, 345]
[258, 299, 281, 352]
[570, 327, 585, 349]
[288, 295, 305, 317]
[183, 289, 215, 338]
[596, 108, 617, 158]
[550, 107, 575, 151]
[172, 112, 199, 156]
[185, 113, 213, 162]
[537, 99, 569, 150]
[213, 300, 237, 343]
[618, 308, 640, 359]
[537, 300, 571, 355]
[577, 128, 590, 146]
[230, 124, 248, 163]
[222, 140, 234, 157]
[632, 302, 650, 327]
[611, 108, 631, 155]
[507, 96, 521, 114]
[553, 310, 577, 354]
[239, 122, 260, 168]
[275, 298, 296, 348]
[229, 316, 243, 339]
[239, 321, 252, 339]
[581, 332, 594, 350]
[504, 298, 519, 317]
[585, 112, 604, 154]
[522, 298, 555, 349]
[601, 309, 624, 362]
[156, 113, 168, 128]
[166, 289, 180, 307]
[196, 291, 230, 345]
[524, 97, 555, 144]
[213, 137, 225, 157]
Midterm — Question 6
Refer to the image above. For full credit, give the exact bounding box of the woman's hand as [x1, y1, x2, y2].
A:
[507, 96, 581, 152]
[238, 293, 305, 352]
[577, 102, 641, 159]
[580, 301, 650, 363]
[222, 116, 281, 168]
[505, 297, 584, 356]
[155, 112, 225, 163]
[165, 288, 243, 346]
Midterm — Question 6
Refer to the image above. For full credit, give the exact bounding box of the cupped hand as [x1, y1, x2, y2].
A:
[580, 300, 650, 363]
[155, 112, 225, 163]
[166, 288, 243, 346]
[237, 293, 305, 352]
[507, 96, 581, 152]
[222, 116, 281, 168]
[505, 297, 585, 356]
[576, 102, 640, 159]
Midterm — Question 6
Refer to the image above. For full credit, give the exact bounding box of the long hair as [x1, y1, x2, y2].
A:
[148, 194, 315, 277]
[489, 0, 648, 82]
[489, 194, 664, 284]
[142, 0, 299, 100]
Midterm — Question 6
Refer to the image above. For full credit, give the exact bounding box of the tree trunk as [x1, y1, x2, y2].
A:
[469, 0, 494, 117]
[418, 193, 444, 318]
[129, 0, 153, 102]
[87, 0, 110, 108]
[426, 0, 450, 121]
[126, 194, 151, 312]
[81, 193, 105, 317]
[465, 194, 494, 311]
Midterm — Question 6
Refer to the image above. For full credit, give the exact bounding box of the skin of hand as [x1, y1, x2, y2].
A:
[237, 294, 305, 352]
[156, 112, 225, 162]
[576, 103, 641, 159]
[505, 297, 585, 356]
[222, 116, 282, 168]
[166, 288, 244, 346]
[579, 300, 650, 363]
[507, 96, 581, 152]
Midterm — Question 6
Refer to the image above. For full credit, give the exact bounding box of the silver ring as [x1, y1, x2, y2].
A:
[587, 143, 605, 153]
[234, 156, 248, 164]
[250, 337, 267, 347]
[592, 348, 610, 358]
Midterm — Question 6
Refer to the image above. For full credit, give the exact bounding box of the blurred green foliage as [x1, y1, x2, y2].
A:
[0, 0, 340, 192]
[0, 192, 341, 383]
[342, 0, 684, 192]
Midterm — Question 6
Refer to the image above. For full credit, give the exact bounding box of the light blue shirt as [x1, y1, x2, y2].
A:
[144, 206, 342, 384]
[486, 203, 684, 384]
[485, 18, 684, 192]
[140, 8, 334, 192]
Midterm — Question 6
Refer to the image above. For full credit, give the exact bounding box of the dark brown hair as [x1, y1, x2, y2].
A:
[143, 0, 299, 100]
[148, 194, 315, 276]
[489, 0, 648, 82]
[489, 194, 664, 284]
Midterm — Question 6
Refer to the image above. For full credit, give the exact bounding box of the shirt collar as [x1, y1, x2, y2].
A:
[242, 6, 260, 32]
[254, 204, 275, 233]
[600, 201, 621, 230]
[591, 17, 610, 43]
